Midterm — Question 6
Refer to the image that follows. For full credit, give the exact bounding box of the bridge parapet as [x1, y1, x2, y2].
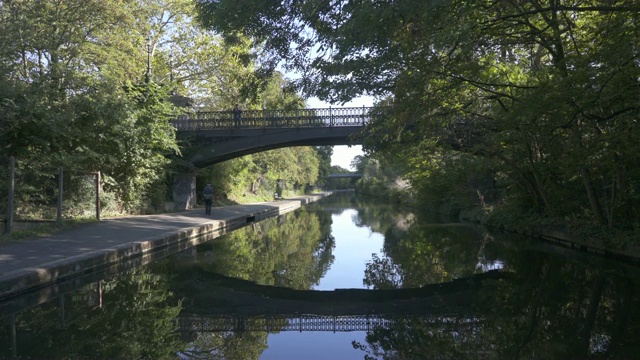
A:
[178, 313, 470, 333]
[171, 106, 373, 131]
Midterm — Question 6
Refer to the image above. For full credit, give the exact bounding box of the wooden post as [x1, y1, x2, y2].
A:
[5, 156, 15, 235]
[95, 171, 101, 221]
[10, 313, 17, 359]
[98, 280, 103, 309]
[59, 294, 66, 329]
[57, 166, 63, 224]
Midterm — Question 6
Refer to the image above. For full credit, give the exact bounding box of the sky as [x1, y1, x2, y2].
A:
[305, 96, 372, 171]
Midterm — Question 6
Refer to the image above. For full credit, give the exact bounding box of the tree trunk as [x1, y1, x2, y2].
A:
[580, 167, 606, 225]
[574, 274, 605, 359]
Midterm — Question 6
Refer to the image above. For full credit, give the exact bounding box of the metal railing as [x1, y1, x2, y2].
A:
[171, 107, 373, 131]
[177, 313, 474, 333]
[178, 314, 396, 333]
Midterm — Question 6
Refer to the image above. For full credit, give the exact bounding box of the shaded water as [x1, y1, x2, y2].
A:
[1, 192, 640, 359]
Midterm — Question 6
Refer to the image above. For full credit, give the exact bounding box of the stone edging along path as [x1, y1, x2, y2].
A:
[0, 193, 330, 302]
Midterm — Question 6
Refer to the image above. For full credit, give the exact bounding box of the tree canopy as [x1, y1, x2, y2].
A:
[197, 1, 640, 233]
[0, 0, 329, 216]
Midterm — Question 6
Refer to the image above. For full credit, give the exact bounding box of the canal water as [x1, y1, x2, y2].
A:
[1, 192, 640, 359]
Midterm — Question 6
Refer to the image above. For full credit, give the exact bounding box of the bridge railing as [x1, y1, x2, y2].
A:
[171, 107, 373, 131]
[179, 314, 398, 333]
[177, 313, 479, 333]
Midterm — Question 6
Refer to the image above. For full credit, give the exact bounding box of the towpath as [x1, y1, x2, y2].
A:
[0, 194, 329, 301]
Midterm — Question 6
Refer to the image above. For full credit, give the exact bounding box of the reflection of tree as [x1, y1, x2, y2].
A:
[355, 207, 640, 359]
[310, 204, 336, 282]
[162, 207, 335, 360]
[363, 211, 489, 288]
[201, 208, 334, 290]
[0, 268, 183, 359]
[306, 191, 360, 215]
[350, 196, 413, 234]
[483, 253, 640, 359]
[354, 317, 494, 360]
[180, 331, 267, 360]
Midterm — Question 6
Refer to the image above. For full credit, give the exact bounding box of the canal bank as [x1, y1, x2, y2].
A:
[358, 188, 640, 263]
[458, 206, 640, 264]
[0, 193, 331, 301]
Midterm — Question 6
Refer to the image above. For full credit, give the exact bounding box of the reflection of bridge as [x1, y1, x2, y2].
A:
[178, 314, 462, 333]
[177, 313, 483, 332]
[176, 268, 506, 323]
[171, 107, 372, 167]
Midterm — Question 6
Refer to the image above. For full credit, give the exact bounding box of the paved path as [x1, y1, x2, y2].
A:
[0, 194, 329, 301]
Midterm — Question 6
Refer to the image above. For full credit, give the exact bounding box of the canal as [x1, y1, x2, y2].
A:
[1, 192, 640, 359]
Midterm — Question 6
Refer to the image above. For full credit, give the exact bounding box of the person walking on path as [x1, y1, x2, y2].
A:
[203, 183, 213, 215]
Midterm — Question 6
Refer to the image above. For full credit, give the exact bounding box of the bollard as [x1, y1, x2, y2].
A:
[57, 166, 63, 224]
[5, 156, 15, 234]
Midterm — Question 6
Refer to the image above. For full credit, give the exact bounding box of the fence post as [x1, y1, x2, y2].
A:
[95, 171, 101, 221]
[5, 156, 15, 235]
[57, 166, 63, 224]
[9, 313, 16, 359]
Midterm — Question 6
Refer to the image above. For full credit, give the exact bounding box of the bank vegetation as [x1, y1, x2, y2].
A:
[197, 1, 640, 245]
[0, 0, 330, 239]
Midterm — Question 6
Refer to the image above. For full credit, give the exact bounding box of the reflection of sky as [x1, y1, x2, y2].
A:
[261, 331, 369, 360]
[261, 208, 384, 360]
[477, 260, 505, 272]
[314, 209, 385, 290]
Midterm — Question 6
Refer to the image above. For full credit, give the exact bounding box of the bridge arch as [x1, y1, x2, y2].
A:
[187, 126, 363, 168]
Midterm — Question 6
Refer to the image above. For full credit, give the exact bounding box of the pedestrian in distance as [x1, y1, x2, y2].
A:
[203, 183, 213, 215]
[233, 104, 242, 127]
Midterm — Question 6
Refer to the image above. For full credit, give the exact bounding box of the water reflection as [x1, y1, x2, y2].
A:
[1, 193, 640, 359]
[0, 268, 183, 359]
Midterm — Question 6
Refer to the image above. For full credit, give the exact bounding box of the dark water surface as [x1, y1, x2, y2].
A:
[1, 193, 640, 359]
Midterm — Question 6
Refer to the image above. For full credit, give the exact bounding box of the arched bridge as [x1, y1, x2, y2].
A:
[171, 107, 372, 168]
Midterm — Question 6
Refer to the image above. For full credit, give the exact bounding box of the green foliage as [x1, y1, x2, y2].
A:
[202, 208, 334, 290]
[313, 146, 333, 187]
[0, 268, 184, 359]
[0, 0, 335, 221]
[197, 0, 640, 241]
[0, 0, 185, 215]
[98, 82, 180, 210]
[353, 200, 640, 359]
[354, 156, 412, 203]
[197, 145, 321, 203]
[181, 331, 268, 360]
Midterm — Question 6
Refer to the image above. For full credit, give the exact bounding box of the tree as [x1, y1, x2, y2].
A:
[314, 146, 333, 187]
[197, 1, 640, 232]
[0, 0, 182, 211]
